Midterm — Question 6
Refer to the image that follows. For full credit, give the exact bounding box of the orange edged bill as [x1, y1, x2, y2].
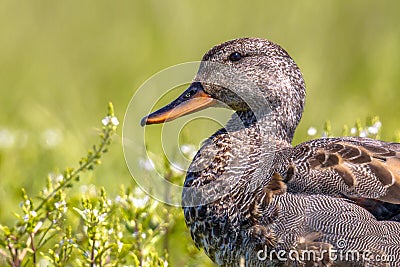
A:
[141, 82, 217, 126]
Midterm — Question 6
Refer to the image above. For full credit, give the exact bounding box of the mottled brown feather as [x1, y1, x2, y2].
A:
[305, 140, 400, 204]
[340, 144, 372, 164]
[249, 224, 276, 249]
[267, 172, 287, 194]
[334, 164, 356, 188]
[385, 182, 400, 204]
[285, 164, 295, 183]
[249, 174, 285, 227]
[363, 144, 396, 156]
[308, 158, 321, 169]
[368, 161, 394, 186]
[337, 145, 361, 159]
[324, 153, 340, 167]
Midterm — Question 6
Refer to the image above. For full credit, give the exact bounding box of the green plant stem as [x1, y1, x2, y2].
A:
[90, 238, 96, 267]
[35, 128, 111, 213]
[29, 233, 36, 265]
[37, 221, 54, 249]
[7, 240, 17, 267]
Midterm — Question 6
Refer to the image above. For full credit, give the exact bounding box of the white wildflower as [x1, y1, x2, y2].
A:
[141, 233, 147, 239]
[102, 116, 110, 126]
[0, 129, 15, 148]
[350, 127, 357, 135]
[110, 116, 119, 126]
[42, 188, 49, 195]
[49, 173, 64, 183]
[98, 213, 107, 222]
[115, 195, 122, 203]
[374, 121, 382, 128]
[359, 130, 368, 138]
[79, 184, 97, 196]
[55, 200, 68, 213]
[23, 214, 29, 222]
[30, 211, 37, 217]
[181, 144, 196, 155]
[181, 143, 197, 159]
[130, 195, 149, 209]
[118, 231, 123, 239]
[55, 174, 63, 182]
[38, 259, 51, 266]
[139, 158, 155, 171]
[102, 116, 119, 126]
[92, 209, 99, 217]
[41, 129, 63, 148]
[367, 126, 379, 135]
[117, 241, 123, 251]
[307, 127, 317, 136]
[54, 200, 63, 209]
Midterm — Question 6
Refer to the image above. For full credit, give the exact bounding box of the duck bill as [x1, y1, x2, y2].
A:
[141, 82, 217, 126]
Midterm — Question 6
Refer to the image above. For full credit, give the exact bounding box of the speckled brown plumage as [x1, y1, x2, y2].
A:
[288, 137, 400, 205]
[142, 38, 400, 266]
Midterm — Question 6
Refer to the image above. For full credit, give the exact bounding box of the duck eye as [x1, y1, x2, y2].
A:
[228, 52, 242, 62]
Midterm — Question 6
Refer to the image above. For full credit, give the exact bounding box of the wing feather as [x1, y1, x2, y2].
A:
[288, 137, 400, 207]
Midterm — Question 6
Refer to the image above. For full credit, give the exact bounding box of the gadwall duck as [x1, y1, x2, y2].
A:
[141, 38, 400, 266]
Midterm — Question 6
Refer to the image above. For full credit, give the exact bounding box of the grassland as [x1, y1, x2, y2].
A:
[0, 1, 399, 266]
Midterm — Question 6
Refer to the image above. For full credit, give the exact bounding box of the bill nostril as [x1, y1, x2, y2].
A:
[185, 89, 197, 98]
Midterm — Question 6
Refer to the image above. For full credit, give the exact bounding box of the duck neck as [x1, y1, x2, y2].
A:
[232, 108, 299, 147]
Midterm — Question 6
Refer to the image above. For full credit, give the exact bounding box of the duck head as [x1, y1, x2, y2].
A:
[141, 38, 306, 143]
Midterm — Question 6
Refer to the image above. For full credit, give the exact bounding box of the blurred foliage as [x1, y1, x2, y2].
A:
[0, 103, 212, 266]
[0, 104, 169, 266]
[0, 1, 399, 266]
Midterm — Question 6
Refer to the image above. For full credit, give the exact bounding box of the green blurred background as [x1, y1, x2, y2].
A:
[1, 1, 399, 266]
